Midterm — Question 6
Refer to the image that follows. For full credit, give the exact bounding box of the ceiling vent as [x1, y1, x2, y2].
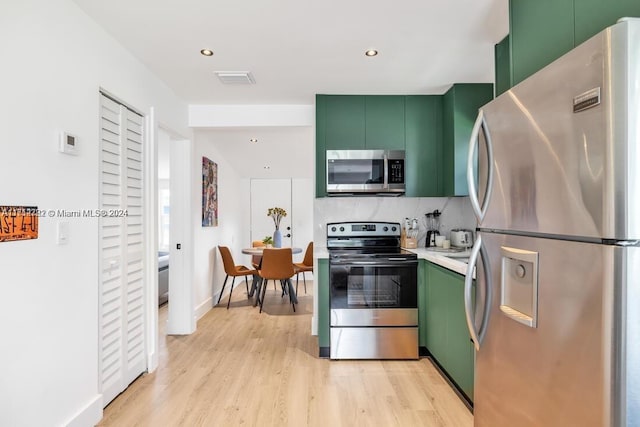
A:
[215, 71, 256, 85]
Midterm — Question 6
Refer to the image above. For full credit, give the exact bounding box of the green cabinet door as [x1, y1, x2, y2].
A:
[324, 95, 366, 150]
[509, 0, 575, 84]
[317, 258, 330, 351]
[446, 269, 475, 401]
[426, 262, 475, 402]
[442, 84, 494, 196]
[575, 0, 640, 45]
[365, 96, 405, 150]
[425, 262, 447, 363]
[405, 95, 443, 197]
[495, 35, 511, 97]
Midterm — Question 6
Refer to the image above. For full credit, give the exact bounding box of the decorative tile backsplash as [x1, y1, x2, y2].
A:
[314, 196, 476, 248]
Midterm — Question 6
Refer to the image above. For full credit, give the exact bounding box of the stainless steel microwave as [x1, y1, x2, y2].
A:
[326, 150, 405, 195]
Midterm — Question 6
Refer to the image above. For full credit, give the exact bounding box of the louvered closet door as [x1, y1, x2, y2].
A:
[99, 94, 146, 406]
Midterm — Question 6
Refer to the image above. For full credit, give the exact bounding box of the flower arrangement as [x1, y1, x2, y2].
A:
[267, 207, 287, 230]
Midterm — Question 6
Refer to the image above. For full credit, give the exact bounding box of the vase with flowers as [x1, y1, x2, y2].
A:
[267, 207, 287, 248]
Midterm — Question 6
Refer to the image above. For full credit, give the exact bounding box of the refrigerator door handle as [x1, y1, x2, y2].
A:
[464, 234, 492, 351]
[466, 110, 494, 222]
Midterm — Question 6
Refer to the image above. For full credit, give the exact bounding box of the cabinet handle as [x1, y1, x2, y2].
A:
[467, 110, 494, 223]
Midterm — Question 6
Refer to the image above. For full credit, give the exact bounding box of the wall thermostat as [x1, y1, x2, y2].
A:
[59, 131, 78, 155]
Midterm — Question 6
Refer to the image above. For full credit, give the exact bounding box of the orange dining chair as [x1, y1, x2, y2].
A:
[293, 241, 313, 294]
[252, 240, 276, 291]
[257, 248, 296, 313]
[251, 240, 265, 269]
[217, 246, 257, 309]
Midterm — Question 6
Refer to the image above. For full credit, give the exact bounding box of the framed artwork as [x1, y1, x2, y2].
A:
[202, 157, 218, 227]
[0, 206, 39, 242]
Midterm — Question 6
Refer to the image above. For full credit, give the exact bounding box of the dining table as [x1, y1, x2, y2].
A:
[241, 246, 302, 306]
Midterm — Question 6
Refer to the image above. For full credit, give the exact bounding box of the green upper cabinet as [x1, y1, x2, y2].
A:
[494, 35, 511, 97]
[405, 95, 443, 197]
[574, 0, 640, 45]
[365, 96, 405, 150]
[442, 84, 494, 197]
[324, 95, 366, 150]
[508, 0, 640, 87]
[316, 94, 443, 197]
[509, 0, 575, 85]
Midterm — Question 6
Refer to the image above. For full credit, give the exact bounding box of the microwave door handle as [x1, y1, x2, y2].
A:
[383, 154, 389, 189]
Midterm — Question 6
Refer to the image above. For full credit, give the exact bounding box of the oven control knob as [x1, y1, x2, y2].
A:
[339, 226, 345, 232]
[331, 226, 337, 232]
[383, 226, 388, 231]
[391, 226, 397, 232]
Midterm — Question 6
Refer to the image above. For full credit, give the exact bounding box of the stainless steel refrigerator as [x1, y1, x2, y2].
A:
[464, 18, 640, 427]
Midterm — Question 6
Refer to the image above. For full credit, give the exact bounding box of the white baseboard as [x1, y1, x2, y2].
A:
[195, 296, 212, 320]
[64, 394, 102, 427]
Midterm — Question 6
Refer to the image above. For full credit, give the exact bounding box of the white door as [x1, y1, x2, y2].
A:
[291, 178, 314, 264]
[251, 179, 292, 248]
[99, 93, 146, 406]
[250, 179, 313, 263]
[167, 139, 195, 335]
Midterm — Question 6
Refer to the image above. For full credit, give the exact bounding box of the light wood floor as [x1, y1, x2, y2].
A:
[98, 280, 473, 427]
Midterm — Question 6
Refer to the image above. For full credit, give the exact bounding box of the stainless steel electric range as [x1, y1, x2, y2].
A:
[327, 221, 419, 359]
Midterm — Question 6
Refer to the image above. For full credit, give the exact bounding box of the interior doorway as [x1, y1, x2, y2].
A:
[156, 127, 195, 336]
[249, 178, 313, 264]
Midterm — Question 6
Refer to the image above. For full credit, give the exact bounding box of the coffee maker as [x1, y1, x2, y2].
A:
[424, 210, 441, 247]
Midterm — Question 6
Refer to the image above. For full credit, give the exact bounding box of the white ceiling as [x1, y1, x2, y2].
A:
[72, 0, 509, 178]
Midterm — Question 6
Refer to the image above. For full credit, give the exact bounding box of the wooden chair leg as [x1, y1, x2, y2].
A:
[295, 272, 299, 295]
[217, 275, 229, 305]
[245, 276, 250, 297]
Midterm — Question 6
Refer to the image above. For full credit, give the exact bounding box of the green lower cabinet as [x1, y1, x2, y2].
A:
[317, 258, 330, 354]
[424, 262, 475, 402]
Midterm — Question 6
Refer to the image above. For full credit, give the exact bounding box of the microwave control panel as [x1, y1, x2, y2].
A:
[388, 159, 404, 183]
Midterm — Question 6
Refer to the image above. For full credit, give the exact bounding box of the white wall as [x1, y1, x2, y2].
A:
[0, 1, 189, 425]
[192, 138, 245, 317]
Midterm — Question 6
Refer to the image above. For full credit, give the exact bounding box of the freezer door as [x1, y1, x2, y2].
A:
[475, 19, 640, 241]
[474, 233, 616, 427]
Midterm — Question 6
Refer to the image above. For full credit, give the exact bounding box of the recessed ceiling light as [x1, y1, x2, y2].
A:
[250, 138, 258, 143]
[365, 49, 378, 57]
[200, 49, 214, 56]
[263, 166, 271, 170]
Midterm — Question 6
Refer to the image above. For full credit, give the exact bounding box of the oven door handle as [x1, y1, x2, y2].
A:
[331, 261, 418, 267]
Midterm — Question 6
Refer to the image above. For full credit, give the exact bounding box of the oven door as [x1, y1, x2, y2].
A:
[329, 259, 418, 326]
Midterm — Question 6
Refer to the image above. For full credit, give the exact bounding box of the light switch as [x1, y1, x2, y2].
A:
[57, 221, 69, 245]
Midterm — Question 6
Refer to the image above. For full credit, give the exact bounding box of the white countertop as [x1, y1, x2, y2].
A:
[407, 247, 474, 277]
[315, 246, 474, 278]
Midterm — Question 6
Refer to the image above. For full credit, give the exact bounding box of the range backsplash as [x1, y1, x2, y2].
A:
[314, 196, 476, 249]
